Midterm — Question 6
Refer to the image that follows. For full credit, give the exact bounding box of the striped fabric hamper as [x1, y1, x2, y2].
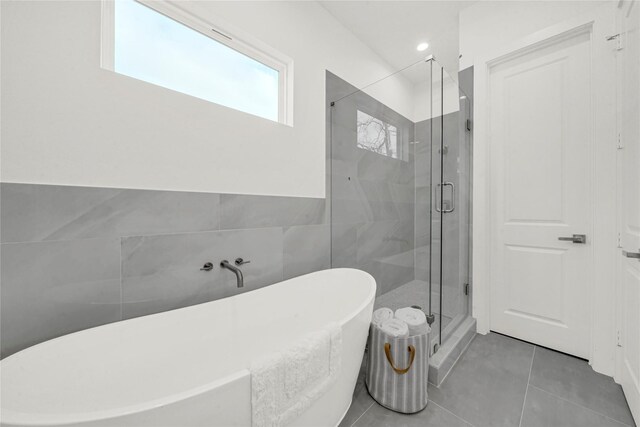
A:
[365, 324, 429, 413]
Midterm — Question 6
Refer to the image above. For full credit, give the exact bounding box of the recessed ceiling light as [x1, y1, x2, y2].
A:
[416, 42, 429, 52]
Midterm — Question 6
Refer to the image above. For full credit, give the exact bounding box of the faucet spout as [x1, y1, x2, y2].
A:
[220, 260, 244, 288]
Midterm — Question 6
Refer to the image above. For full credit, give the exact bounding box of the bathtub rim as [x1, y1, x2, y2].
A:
[1, 268, 376, 426]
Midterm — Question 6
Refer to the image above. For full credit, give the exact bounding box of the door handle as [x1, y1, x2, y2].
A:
[558, 234, 587, 244]
[622, 249, 640, 259]
[435, 182, 455, 213]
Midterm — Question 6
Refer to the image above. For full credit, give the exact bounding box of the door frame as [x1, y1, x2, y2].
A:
[472, 3, 618, 375]
[614, 0, 640, 420]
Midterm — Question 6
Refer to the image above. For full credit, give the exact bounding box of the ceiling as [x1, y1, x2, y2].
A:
[319, 1, 475, 84]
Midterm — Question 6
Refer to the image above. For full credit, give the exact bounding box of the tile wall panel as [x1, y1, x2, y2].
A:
[0, 182, 329, 358]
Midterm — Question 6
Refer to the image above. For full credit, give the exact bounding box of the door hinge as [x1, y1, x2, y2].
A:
[617, 233, 623, 248]
[466, 119, 472, 132]
[464, 283, 470, 296]
[617, 133, 624, 150]
[617, 330, 622, 347]
[606, 33, 624, 51]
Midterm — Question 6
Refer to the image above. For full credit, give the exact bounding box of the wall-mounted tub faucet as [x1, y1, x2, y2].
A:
[221, 260, 244, 288]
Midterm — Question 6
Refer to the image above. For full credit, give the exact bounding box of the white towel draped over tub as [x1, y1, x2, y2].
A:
[250, 322, 342, 427]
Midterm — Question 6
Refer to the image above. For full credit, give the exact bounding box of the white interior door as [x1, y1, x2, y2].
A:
[617, 0, 640, 421]
[489, 28, 594, 358]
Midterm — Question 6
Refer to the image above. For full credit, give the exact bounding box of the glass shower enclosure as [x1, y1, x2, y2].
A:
[328, 57, 473, 374]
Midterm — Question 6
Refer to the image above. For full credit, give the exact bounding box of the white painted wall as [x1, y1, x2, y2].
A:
[459, 0, 609, 69]
[1, 0, 415, 197]
[412, 78, 460, 123]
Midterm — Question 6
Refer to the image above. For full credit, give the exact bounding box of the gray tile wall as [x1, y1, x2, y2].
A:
[327, 68, 473, 308]
[327, 72, 416, 296]
[0, 183, 329, 358]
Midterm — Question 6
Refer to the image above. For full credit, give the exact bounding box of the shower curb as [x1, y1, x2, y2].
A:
[428, 317, 477, 387]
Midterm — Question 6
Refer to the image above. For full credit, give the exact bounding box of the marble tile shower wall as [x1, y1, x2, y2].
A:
[328, 72, 416, 297]
[0, 183, 329, 358]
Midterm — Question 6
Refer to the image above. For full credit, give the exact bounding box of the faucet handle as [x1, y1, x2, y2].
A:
[235, 258, 250, 266]
[200, 262, 214, 271]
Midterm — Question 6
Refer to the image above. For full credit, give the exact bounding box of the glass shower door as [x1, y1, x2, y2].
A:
[429, 63, 472, 351]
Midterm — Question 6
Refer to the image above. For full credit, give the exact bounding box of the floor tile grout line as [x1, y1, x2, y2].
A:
[429, 399, 476, 426]
[518, 345, 536, 427]
[349, 401, 374, 427]
[426, 392, 476, 426]
[528, 384, 634, 427]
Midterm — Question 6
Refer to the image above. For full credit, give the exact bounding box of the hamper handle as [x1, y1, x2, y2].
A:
[384, 343, 416, 375]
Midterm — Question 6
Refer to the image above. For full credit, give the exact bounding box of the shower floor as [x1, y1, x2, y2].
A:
[373, 280, 453, 341]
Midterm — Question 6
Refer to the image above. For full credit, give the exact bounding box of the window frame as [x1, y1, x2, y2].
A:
[101, 0, 293, 125]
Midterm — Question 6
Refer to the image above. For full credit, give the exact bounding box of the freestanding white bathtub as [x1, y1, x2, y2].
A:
[0, 268, 376, 427]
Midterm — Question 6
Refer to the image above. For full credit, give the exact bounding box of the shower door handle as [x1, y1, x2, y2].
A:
[435, 182, 455, 213]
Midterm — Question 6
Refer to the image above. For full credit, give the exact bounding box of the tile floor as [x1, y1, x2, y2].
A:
[340, 332, 636, 427]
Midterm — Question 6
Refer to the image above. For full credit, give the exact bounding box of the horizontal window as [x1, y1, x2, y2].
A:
[102, 0, 291, 124]
[356, 110, 402, 160]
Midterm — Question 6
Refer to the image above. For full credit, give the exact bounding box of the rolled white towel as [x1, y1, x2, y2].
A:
[372, 307, 394, 327]
[379, 318, 409, 338]
[395, 307, 429, 336]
